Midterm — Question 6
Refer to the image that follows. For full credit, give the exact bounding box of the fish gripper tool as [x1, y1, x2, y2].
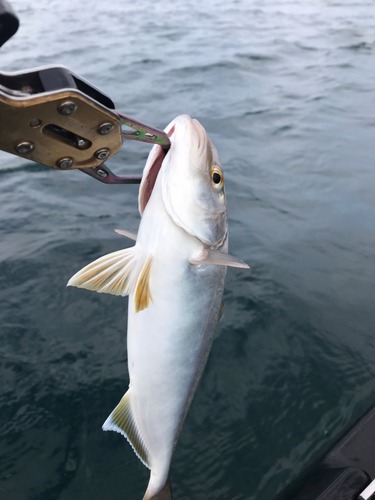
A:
[0, 0, 170, 185]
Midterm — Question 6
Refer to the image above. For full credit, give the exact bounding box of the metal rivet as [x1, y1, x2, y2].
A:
[77, 139, 89, 149]
[59, 101, 77, 116]
[96, 169, 108, 178]
[98, 123, 114, 135]
[57, 157, 74, 169]
[29, 119, 41, 128]
[15, 142, 34, 154]
[95, 149, 110, 160]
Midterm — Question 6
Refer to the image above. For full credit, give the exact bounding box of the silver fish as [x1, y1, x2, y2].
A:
[68, 114, 249, 499]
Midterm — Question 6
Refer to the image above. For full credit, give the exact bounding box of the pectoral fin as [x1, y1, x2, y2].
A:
[190, 249, 250, 269]
[102, 391, 150, 469]
[67, 247, 137, 296]
[115, 229, 137, 241]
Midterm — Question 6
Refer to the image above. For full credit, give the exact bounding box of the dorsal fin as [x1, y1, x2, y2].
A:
[102, 390, 150, 469]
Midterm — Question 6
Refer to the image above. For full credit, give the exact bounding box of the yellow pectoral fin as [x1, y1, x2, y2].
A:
[134, 255, 153, 313]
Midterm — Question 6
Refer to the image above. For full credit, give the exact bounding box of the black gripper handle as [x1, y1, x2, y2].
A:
[0, 0, 19, 48]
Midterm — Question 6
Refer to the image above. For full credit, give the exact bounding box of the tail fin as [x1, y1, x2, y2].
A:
[144, 477, 173, 500]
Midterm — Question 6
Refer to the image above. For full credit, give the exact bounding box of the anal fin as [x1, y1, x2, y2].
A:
[102, 390, 150, 469]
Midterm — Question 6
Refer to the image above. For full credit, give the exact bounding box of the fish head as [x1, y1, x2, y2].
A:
[139, 115, 227, 248]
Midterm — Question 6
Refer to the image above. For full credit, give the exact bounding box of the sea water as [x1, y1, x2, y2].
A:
[0, 1, 375, 498]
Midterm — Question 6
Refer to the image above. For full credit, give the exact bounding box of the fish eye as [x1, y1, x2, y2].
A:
[211, 166, 224, 189]
[212, 173, 221, 184]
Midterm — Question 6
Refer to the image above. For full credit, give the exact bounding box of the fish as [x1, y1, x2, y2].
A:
[67, 114, 249, 500]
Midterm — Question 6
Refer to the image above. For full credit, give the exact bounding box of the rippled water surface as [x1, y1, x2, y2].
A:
[1, 1, 375, 499]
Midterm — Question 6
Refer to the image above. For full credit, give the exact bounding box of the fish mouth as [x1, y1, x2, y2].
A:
[139, 116, 208, 215]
